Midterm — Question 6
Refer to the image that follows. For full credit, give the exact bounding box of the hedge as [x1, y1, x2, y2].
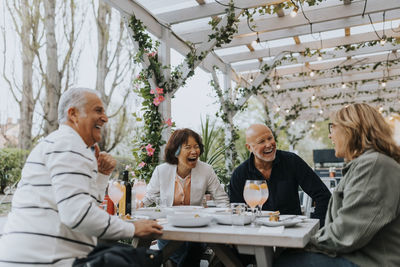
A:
[0, 148, 29, 194]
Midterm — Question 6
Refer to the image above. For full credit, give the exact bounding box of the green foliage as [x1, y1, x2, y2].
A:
[208, 0, 239, 47]
[0, 148, 29, 194]
[199, 117, 230, 185]
[310, 120, 334, 148]
[199, 116, 225, 166]
[112, 156, 136, 180]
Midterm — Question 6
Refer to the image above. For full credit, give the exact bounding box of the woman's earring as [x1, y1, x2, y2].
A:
[175, 146, 181, 157]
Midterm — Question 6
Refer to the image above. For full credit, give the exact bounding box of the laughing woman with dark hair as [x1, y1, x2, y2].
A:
[143, 128, 229, 266]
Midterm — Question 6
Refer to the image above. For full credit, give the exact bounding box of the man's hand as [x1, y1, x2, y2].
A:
[94, 144, 116, 175]
[133, 219, 163, 238]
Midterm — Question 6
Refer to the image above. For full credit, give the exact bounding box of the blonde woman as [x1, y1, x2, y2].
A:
[275, 103, 400, 267]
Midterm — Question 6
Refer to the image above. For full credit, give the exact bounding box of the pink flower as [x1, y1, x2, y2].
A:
[146, 51, 157, 57]
[125, 165, 130, 170]
[165, 118, 173, 127]
[138, 162, 146, 168]
[158, 95, 165, 102]
[153, 97, 161, 106]
[130, 171, 136, 177]
[150, 89, 155, 95]
[145, 144, 155, 156]
[156, 87, 164, 94]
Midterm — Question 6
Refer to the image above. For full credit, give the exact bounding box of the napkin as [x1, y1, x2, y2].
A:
[258, 226, 285, 234]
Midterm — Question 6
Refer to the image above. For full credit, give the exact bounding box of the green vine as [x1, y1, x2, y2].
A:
[208, 0, 239, 47]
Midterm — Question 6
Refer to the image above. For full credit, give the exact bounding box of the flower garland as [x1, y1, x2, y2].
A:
[129, 16, 175, 181]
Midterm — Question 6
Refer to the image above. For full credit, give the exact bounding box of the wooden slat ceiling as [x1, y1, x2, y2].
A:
[107, 0, 400, 116]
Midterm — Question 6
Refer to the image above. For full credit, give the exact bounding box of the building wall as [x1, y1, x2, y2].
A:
[0, 118, 19, 148]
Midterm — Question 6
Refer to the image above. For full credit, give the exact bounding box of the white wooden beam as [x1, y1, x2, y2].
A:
[271, 65, 400, 87]
[234, 50, 399, 74]
[221, 29, 400, 63]
[271, 81, 400, 99]
[221, 9, 400, 48]
[271, 67, 400, 90]
[104, 0, 246, 85]
[179, 0, 400, 44]
[157, 0, 286, 25]
[272, 64, 400, 85]
[170, 6, 244, 94]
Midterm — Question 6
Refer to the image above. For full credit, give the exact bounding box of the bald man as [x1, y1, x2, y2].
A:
[229, 124, 331, 226]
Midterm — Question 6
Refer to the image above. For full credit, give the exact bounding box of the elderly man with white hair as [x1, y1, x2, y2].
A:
[0, 88, 163, 266]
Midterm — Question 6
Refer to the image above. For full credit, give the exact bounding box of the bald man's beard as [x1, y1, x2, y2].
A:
[253, 150, 276, 163]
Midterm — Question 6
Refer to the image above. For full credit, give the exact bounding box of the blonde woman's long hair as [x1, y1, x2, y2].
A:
[331, 103, 400, 163]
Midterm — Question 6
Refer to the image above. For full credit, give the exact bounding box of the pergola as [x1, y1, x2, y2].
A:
[103, 0, 400, 173]
[105, 0, 400, 118]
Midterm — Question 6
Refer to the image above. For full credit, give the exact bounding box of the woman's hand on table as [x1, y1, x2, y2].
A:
[134, 219, 163, 238]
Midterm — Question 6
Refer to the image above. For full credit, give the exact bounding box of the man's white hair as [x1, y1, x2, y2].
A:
[58, 87, 101, 124]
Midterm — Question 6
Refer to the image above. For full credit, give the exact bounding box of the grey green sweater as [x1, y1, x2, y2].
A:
[310, 149, 400, 267]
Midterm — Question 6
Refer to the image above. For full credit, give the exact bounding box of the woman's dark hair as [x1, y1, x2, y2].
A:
[164, 128, 204, 164]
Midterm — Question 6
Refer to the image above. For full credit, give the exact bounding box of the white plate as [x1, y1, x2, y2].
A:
[134, 207, 167, 219]
[167, 214, 211, 227]
[202, 207, 231, 214]
[170, 205, 203, 210]
[213, 213, 252, 225]
[166, 206, 204, 214]
[124, 215, 150, 222]
[206, 200, 216, 207]
[257, 211, 277, 217]
[256, 218, 303, 227]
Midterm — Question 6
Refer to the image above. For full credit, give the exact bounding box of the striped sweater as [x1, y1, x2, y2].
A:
[0, 125, 134, 266]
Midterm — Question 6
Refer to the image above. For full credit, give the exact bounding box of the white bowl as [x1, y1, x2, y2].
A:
[167, 213, 211, 227]
[134, 207, 167, 219]
[165, 206, 204, 215]
[213, 213, 252, 225]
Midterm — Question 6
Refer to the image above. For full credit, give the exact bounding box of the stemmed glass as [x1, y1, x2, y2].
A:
[243, 180, 261, 226]
[108, 180, 124, 215]
[255, 180, 269, 216]
[133, 179, 147, 208]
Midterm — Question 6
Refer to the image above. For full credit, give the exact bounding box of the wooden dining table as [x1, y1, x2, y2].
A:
[133, 217, 319, 267]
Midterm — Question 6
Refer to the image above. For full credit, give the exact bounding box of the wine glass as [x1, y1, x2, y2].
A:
[255, 180, 269, 216]
[108, 180, 124, 215]
[243, 180, 261, 226]
[134, 179, 147, 208]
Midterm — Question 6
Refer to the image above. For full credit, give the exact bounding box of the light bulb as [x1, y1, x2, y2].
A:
[291, 121, 295, 125]
[290, 7, 298, 17]
[381, 80, 386, 87]
[319, 109, 323, 114]
[341, 83, 346, 89]
[317, 53, 322, 61]
[380, 35, 387, 45]
[311, 124, 315, 128]
[310, 71, 315, 77]
[286, 109, 290, 113]
[275, 107, 280, 112]
[276, 83, 281, 89]
[311, 95, 316, 101]
[379, 107, 384, 113]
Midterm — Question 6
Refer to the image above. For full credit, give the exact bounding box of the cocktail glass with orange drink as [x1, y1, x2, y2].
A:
[133, 179, 147, 208]
[108, 180, 124, 215]
[243, 180, 262, 225]
[255, 180, 269, 215]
